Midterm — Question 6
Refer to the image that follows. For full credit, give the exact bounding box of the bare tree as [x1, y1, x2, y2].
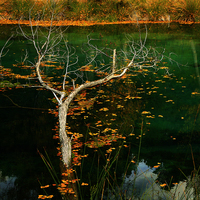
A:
[1, 19, 167, 170]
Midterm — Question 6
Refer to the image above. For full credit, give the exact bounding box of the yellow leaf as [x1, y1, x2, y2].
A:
[141, 111, 151, 115]
[99, 107, 109, 111]
[81, 182, 89, 186]
[40, 185, 50, 189]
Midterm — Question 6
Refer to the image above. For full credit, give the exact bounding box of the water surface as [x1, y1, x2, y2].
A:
[0, 23, 200, 199]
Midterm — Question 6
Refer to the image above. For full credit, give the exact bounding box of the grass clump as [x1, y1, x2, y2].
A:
[143, 0, 171, 21]
[61, 0, 133, 22]
[2, 0, 72, 20]
[172, 0, 200, 22]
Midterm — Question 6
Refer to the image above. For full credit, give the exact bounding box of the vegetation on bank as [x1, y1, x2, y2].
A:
[0, 0, 200, 23]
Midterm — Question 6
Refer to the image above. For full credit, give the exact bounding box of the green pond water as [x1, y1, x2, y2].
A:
[0, 23, 200, 199]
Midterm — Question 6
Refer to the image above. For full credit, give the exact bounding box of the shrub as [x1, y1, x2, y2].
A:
[136, 0, 170, 21]
[172, 0, 200, 22]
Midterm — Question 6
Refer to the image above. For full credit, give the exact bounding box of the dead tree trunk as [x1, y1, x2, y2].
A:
[58, 103, 71, 168]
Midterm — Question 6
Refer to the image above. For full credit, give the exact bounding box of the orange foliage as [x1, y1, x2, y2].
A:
[0, 19, 198, 27]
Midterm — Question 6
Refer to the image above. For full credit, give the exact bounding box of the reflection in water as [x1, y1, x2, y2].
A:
[108, 161, 195, 200]
[0, 172, 37, 200]
[123, 161, 157, 198]
[0, 172, 17, 197]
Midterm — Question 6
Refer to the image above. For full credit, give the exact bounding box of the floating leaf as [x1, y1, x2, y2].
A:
[117, 105, 124, 108]
[192, 92, 200, 95]
[38, 195, 54, 199]
[81, 182, 89, 186]
[99, 107, 109, 111]
[141, 111, 151, 115]
[40, 185, 50, 189]
[160, 183, 167, 187]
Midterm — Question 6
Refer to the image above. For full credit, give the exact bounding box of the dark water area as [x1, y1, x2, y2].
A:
[0, 23, 200, 199]
[0, 88, 61, 199]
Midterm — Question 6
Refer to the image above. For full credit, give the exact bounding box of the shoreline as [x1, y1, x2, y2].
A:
[0, 19, 199, 26]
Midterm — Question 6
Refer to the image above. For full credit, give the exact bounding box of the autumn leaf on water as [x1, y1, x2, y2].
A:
[81, 182, 89, 186]
[99, 107, 109, 111]
[53, 135, 59, 139]
[79, 65, 92, 71]
[117, 105, 124, 109]
[81, 154, 88, 158]
[89, 132, 99, 136]
[146, 115, 155, 118]
[40, 185, 50, 189]
[192, 92, 200, 95]
[106, 148, 112, 153]
[125, 95, 142, 99]
[78, 100, 95, 110]
[166, 100, 173, 102]
[38, 195, 54, 199]
[102, 128, 111, 133]
[97, 90, 104, 93]
[141, 111, 151, 115]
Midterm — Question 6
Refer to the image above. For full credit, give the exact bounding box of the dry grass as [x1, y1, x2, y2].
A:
[0, 0, 200, 22]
